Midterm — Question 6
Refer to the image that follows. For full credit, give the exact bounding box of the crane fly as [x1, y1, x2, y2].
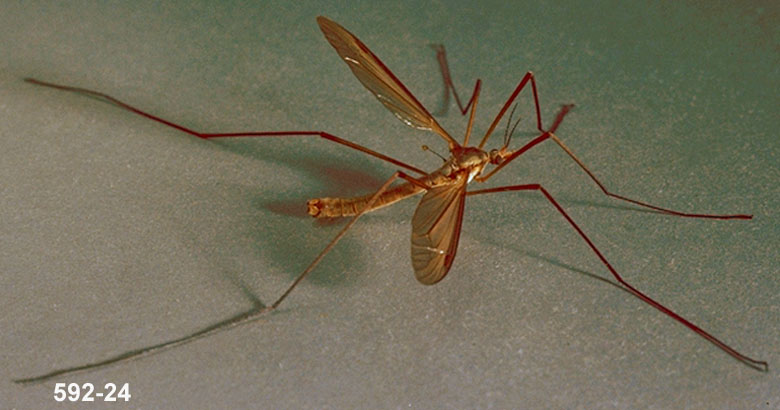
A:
[15, 16, 767, 383]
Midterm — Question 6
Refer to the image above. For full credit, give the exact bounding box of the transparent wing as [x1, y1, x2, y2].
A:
[316, 16, 458, 149]
[410, 178, 467, 285]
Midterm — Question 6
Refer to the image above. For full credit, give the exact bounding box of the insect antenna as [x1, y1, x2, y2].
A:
[502, 103, 522, 150]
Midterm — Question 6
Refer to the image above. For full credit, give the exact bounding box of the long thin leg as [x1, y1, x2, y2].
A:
[467, 183, 767, 371]
[430, 44, 481, 116]
[461, 79, 481, 147]
[23, 78, 426, 175]
[477, 72, 544, 149]
[14, 171, 422, 384]
[478, 104, 574, 181]
[429, 44, 485, 148]
[430, 45, 544, 152]
[545, 132, 751, 219]
[478, 104, 752, 220]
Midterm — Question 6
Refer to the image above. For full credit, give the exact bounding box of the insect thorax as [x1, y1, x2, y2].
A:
[442, 147, 490, 183]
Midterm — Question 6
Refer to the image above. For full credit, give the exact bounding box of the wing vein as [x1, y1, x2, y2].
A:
[317, 16, 458, 149]
[410, 177, 467, 284]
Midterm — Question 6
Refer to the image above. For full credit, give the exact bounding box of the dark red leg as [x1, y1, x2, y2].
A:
[430, 46, 544, 150]
[478, 104, 574, 181]
[545, 130, 752, 219]
[430, 44, 481, 116]
[477, 72, 545, 150]
[477, 102, 751, 220]
[23, 78, 426, 175]
[467, 183, 767, 371]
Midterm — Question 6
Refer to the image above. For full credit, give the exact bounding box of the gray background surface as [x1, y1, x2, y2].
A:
[2, 1, 777, 408]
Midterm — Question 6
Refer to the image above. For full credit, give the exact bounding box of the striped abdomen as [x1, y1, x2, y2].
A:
[307, 181, 425, 218]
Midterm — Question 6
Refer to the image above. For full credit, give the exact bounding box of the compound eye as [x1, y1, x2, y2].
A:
[488, 149, 502, 164]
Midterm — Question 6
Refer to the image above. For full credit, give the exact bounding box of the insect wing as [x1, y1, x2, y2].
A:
[316, 16, 458, 149]
[410, 178, 467, 284]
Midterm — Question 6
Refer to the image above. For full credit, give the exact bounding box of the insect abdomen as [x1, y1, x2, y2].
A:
[307, 182, 424, 218]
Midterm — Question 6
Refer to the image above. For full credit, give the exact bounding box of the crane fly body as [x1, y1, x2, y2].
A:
[15, 16, 766, 383]
[311, 16, 522, 284]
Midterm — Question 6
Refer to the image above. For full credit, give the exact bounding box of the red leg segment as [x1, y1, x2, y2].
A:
[431, 44, 481, 116]
[429, 46, 543, 149]
[478, 72, 544, 149]
[24, 78, 426, 175]
[546, 131, 751, 219]
[467, 183, 767, 371]
[477, 102, 751, 220]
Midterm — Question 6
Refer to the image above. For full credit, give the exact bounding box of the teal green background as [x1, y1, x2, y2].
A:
[2, 1, 777, 408]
